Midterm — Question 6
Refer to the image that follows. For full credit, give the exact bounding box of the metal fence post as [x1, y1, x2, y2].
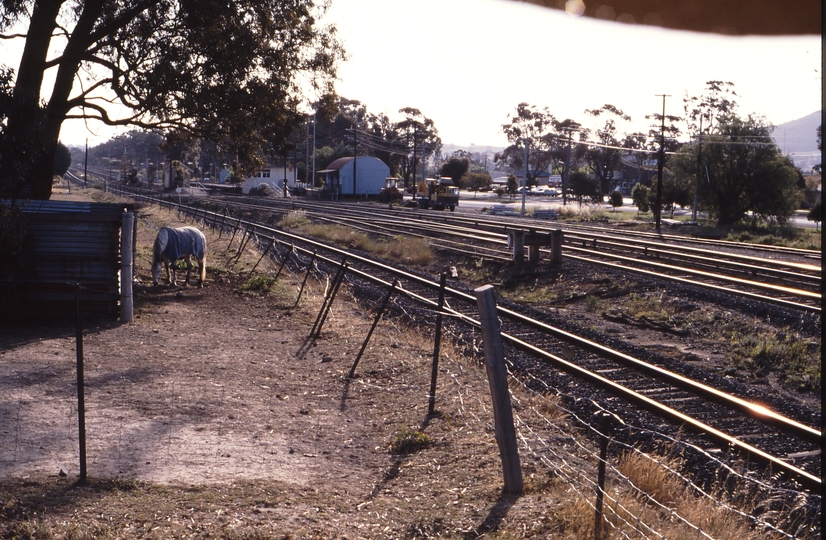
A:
[428, 272, 447, 415]
[75, 283, 87, 482]
[273, 244, 294, 280]
[294, 251, 317, 308]
[594, 410, 623, 540]
[348, 279, 398, 379]
[311, 260, 348, 338]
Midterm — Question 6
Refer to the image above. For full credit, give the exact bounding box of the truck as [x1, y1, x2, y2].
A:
[416, 177, 460, 211]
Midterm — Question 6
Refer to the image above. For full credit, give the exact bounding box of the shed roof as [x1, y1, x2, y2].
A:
[325, 156, 355, 171]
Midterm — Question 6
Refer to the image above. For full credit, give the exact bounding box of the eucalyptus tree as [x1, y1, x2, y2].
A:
[0, 0, 344, 200]
[669, 114, 799, 226]
[498, 103, 570, 188]
[394, 107, 441, 187]
[582, 104, 631, 196]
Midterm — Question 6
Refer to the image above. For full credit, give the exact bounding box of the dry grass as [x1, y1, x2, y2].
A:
[4, 188, 811, 539]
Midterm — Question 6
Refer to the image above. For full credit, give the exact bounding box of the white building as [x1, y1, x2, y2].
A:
[317, 156, 390, 197]
[241, 166, 296, 195]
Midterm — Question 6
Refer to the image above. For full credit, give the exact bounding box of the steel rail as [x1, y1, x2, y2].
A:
[563, 232, 821, 281]
[111, 184, 821, 311]
[562, 244, 821, 310]
[111, 187, 823, 491]
[172, 194, 820, 444]
[250, 198, 822, 281]
[558, 220, 822, 259]
[311, 205, 821, 310]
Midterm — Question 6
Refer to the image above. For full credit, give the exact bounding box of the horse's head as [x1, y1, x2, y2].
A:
[151, 260, 162, 285]
[151, 228, 168, 285]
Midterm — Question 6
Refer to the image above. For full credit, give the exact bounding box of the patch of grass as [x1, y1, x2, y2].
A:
[722, 222, 821, 251]
[288, 222, 433, 266]
[241, 274, 277, 292]
[730, 332, 821, 389]
[390, 427, 432, 454]
[503, 282, 560, 304]
[623, 293, 670, 322]
[277, 210, 311, 228]
[585, 294, 603, 312]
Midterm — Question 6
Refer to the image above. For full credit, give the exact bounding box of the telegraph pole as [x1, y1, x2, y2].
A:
[562, 128, 574, 206]
[654, 94, 669, 230]
[352, 127, 358, 196]
[693, 115, 703, 223]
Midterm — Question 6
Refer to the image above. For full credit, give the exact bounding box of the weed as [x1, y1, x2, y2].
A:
[277, 210, 310, 229]
[390, 427, 432, 454]
[241, 275, 277, 292]
[585, 295, 602, 312]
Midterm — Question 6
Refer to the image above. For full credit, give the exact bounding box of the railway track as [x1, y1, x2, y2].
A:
[98, 182, 821, 497]
[130, 189, 820, 313]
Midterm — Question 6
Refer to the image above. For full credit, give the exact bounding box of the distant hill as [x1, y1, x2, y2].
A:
[773, 111, 821, 172]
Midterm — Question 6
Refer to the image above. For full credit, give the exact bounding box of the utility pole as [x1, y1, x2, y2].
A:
[693, 115, 703, 223]
[522, 140, 529, 215]
[563, 129, 573, 206]
[654, 94, 669, 230]
[83, 138, 88, 188]
[311, 110, 316, 188]
[352, 126, 358, 196]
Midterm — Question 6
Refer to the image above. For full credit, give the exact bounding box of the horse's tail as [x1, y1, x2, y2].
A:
[196, 229, 207, 284]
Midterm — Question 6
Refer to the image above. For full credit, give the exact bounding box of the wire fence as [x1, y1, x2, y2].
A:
[3, 187, 819, 538]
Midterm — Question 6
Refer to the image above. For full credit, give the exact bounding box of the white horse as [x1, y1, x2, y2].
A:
[152, 226, 207, 287]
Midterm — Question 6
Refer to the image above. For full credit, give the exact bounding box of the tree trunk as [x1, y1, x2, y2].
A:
[5, 0, 62, 199]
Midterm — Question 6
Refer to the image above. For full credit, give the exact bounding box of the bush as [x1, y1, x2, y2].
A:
[631, 183, 650, 214]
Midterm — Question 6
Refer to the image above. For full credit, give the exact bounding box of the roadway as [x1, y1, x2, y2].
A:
[444, 191, 820, 229]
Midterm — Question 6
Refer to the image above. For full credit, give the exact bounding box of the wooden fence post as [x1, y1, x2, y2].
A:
[474, 284, 523, 494]
[550, 229, 563, 264]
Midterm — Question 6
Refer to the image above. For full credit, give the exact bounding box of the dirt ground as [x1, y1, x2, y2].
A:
[0, 187, 819, 538]
[0, 191, 572, 538]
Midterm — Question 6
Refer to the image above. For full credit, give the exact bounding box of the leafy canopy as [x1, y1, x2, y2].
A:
[0, 0, 343, 199]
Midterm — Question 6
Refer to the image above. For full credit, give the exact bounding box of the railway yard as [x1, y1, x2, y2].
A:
[1, 178, 821, 538]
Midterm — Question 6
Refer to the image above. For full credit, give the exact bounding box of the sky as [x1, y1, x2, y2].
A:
[3, 0, 821, 149]
[321, 0, 822, 148]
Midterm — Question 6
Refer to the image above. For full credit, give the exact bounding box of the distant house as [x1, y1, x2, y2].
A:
[617, 154, 658, 195]
[241, 166, 296, 195]
[315, 156, 390, 198]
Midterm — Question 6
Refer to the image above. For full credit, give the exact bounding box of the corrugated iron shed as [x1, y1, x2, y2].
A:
[1, 199, 135, 321]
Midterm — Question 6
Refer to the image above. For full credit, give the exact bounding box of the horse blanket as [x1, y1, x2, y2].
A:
[156, 226, 206, 263]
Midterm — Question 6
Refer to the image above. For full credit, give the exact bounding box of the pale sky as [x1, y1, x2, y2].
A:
[3, 0, 821, 148]
[323, 0, 822, 148]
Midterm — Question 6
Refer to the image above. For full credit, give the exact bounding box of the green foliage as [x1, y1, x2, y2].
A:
[439, 157, 469, 186]
[0, 204, 32, 280]
[807, 201, 821, 228]
[241, 275, 277, 292]
[506, 174, 518, 196]
[464, 171, 492, 192]
[3, 0, 344, 199]
[569, 172, 600, 206]
[632, 183, 650, 214]
[670, 114, 799, 226]
[661, 171, 693, 217]
[390, 427, 432, 454]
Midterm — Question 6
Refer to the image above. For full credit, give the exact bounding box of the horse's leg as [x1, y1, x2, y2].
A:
[198, 256, 206, 287]
[183, 255, 193, 286]
[165, 257, 176, 286]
